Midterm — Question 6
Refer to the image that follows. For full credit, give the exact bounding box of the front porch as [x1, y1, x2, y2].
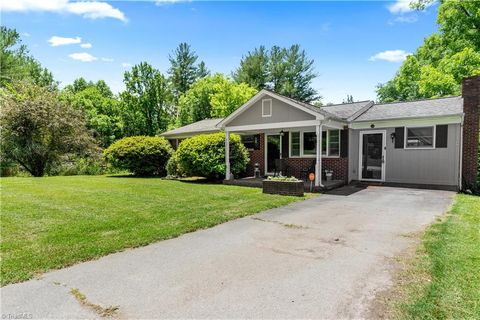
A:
[223, 177, 345, 192]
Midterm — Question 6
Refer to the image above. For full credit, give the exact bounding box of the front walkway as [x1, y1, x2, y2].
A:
[1, 187, 455, 319]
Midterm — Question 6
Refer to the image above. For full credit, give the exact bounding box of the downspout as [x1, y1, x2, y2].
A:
[316, 122, 325, 188]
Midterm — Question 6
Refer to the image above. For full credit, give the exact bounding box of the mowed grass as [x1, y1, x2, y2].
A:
[392, 194, 480, 319]
[1, 176, 308, 286]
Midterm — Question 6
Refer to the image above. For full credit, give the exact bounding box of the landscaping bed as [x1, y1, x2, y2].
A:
[263, 177, 304, 196]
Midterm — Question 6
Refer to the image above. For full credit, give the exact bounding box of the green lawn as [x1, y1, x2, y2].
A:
[391, 194, 480, 319]
[0, 176, 308, 286]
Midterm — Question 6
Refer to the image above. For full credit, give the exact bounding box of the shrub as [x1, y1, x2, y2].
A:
[166, 153, 183, 177]
[175, 132, 249, 179]
[104, 136, 173, 176]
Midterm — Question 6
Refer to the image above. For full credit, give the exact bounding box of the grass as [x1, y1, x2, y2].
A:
[0, 175, 309, 286]
[390, 194, 480, 319]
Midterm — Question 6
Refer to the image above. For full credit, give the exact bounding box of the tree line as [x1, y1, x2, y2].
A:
[0, 26, 321, 176]
[377, 0, 480, 102]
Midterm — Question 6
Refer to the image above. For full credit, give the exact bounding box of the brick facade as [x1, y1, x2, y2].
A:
[245, 133, 265, 177]
[462, 76, 480, 189]
[244, 133, 349, 182]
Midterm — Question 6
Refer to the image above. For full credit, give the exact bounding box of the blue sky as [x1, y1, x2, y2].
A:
[2, 0, 439, 103]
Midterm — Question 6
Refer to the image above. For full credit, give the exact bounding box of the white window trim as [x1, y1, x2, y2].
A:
[288, 129, 341, 158]
[289, 131, 301, 157]
[404, 125, 436, 150]
[262, 99, 272, 117]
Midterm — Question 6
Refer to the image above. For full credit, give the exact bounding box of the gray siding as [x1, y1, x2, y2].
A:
[227, 96, 316, 127]
[348, 124, 461, 187]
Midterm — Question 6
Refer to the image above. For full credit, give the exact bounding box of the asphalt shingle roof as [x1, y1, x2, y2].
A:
[161, 118, 222, 137]
[355, 96, 463, 121]
[161, 95, 464, 138]
[321, 101, 373, 120]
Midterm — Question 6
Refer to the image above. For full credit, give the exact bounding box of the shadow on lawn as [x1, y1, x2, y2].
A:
[105, 174, 223, 184]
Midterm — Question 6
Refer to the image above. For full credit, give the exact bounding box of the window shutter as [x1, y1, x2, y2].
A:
[254, 134, 260, 150]
[282, 132, 289, 158]
[395, 127, 404, 148]
[340, 129, 349, 158]
[435, 125, 448, 148]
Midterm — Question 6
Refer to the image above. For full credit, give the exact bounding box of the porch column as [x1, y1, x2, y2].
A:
[315, 123, 323, 187]
[225, 130, 231, 180]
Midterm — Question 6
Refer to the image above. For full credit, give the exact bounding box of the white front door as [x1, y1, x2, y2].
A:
[359, 130, 386, 182]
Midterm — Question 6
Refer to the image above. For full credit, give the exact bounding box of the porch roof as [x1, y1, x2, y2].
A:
[161, 118, 222, 138]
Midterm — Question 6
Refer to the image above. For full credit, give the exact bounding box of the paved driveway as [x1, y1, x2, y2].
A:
[2, 186, 455, 319]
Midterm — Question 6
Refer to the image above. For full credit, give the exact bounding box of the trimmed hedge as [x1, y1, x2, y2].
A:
[175, 132, 249, 179]
[104, 136, 173, 176]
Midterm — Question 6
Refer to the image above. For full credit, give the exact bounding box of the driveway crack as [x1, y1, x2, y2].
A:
[251, 217, 309, 229]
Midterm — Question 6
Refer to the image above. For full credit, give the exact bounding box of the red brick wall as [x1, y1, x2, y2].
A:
[462, 75, 480, 189]
[284, 157, 348, 182]
[245, 133, 265, 176]
[243, 132, 349, 181]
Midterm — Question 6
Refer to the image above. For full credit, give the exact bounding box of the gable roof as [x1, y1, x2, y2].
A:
[161, 118, 222, 138]
[217, 89, 346, 128]
[354, 96, 463, 122]
[321, 100, 374, 121]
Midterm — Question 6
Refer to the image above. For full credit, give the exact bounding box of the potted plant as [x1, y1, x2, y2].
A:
[262, 176, 304, 196]
[325, 170, 333, 181]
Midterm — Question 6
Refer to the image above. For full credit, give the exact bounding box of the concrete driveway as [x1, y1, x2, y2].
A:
[1, 186, 455, 319]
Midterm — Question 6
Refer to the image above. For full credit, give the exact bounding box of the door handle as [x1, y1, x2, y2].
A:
[382, 155, 385, 163]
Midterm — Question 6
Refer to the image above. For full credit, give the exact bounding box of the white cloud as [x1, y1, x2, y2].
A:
[67, 1, 126, 21]
[22, 32, 31, 37]
[388, 0, 435, 14]
[155, 0, 190, 5]
[80, 42, 92, 48]
[389, 15, 418, 24]
[369, 50, 411, 62]
[101, 57, 114, 62]
[0, 0, 126, 21]
[48, 36, 81, 46]
[121, 62, 132, 68]
[69, 52, 97, 62]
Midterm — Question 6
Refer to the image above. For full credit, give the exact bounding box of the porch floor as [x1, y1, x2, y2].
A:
[223, 177, 344, 192]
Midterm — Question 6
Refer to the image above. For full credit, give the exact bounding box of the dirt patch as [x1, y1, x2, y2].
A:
[70, 288, 119, 318]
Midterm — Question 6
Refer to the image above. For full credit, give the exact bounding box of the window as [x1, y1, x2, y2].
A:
[328, 130, 340, 156]
[322, 133, 327, 156]
[405, 126, 434, 148]
[303, 132, 316, 155]
[262, 99, 272, 117]
[290, 132, 300, 156]
[289, 129, 341, 157]
[241, 134, 259, 150]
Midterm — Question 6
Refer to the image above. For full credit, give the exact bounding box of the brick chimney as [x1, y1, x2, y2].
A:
[462, 75, 480, 189]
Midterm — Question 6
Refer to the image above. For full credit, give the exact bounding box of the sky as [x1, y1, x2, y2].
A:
[1, 0, 439, 104]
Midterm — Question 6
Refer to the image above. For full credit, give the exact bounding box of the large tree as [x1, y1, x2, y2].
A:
[177, 74, 257, 126]
[233, 46, 269, 90]
[61, 82, 123, 147]
[0, 26, 56, 90]
[377, 0, 480, 102]
[121, 62, 173, 135]
[168, 43, 209, 100]
[233, 44, 319, 102]
[1, 82, 94, 177]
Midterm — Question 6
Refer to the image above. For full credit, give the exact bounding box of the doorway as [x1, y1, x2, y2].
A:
[265, 134, 281, 174]
[359, 131, 386, 181]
